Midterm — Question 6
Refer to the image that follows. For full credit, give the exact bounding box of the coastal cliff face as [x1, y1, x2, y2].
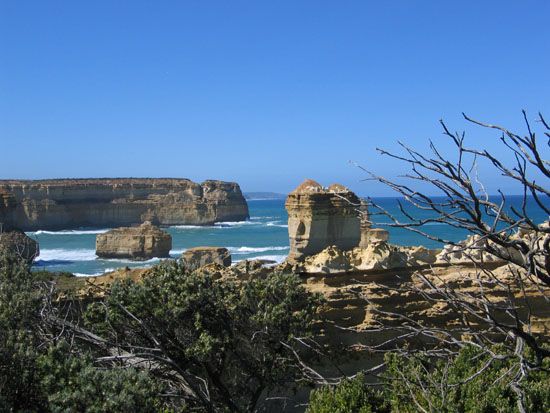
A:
[0, 178, 249, 231]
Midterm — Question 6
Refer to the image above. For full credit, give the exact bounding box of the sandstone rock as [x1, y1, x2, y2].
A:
[303, 246, 351, 274]
[182, 247, 231, 271]
[435, 235, 505, 265]
[96, 222, 172, 260]
[359, 228, 389, 247]
[348, 243, 408, 271]
[0, 178, 249, 231]
[224, 259, 274, 280]
[0, 230, 39, 264]
[286, 179, 361, 262]
[296, 242, 439, 274]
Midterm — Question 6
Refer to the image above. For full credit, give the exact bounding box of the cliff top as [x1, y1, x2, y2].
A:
[290, 179, 354, 195]
[291, 179, 324, 194]
[0, 178, 239, 187]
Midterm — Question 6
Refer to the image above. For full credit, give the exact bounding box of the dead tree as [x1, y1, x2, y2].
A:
[355, 111, 549, 412]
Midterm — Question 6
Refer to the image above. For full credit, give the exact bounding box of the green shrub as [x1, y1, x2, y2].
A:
[308, 346, 550, 413]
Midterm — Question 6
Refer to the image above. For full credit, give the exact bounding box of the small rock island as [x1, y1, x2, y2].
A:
[96, 222, 172, 261]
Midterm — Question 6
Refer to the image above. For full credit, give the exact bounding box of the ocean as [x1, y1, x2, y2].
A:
[29, 197, 548, 276]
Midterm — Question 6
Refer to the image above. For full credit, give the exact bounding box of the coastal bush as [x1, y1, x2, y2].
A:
[0, 252, 47, 411]
[307, 346, 550, 413]
[83, 259, 323, 412]
[0, 252, 168, 413]
[38, 342, 164, 413]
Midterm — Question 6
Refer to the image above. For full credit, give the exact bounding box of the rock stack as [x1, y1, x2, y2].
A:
[285, 179, 362, 262]
[96, 222, 172, 261]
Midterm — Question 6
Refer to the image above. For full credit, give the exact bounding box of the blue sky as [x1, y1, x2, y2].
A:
[1, 1, 549, 195]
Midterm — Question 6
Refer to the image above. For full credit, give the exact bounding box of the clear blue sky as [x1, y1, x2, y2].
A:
[1, 1, 549, 195]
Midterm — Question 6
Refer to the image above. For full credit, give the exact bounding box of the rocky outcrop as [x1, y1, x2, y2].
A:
[284, 242, 438, 274]
[0, 230, 39, 264]
[286, 180, 361, 262]
[0, 178, 249, 231]
[96, 222, 172, 260]
[359, 227, 389, 247]
[182, 247, 231, 271]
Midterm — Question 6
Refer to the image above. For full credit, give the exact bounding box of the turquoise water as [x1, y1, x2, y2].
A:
[31, 200, 290, 276]
[29, 197, 548, 276]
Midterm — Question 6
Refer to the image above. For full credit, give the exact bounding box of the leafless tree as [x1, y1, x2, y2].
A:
[352, 111, 549, 412]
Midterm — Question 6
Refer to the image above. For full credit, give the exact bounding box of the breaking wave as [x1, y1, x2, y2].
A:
[29, 229, 109, 236]
[229, 246, 289, 254]
[266, 221, 288, 228]
[36, 249, 97, 262]
[214, 221, 259, 227]
[73, 268, 116, 277]
[234, 254, 287, 264]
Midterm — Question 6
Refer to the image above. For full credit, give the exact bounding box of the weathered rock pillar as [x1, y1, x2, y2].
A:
[285, 179, 361, 262]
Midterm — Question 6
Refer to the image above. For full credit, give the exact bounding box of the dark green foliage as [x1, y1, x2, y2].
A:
[0, 252, 167, 413]
[84, 259, 322, 411]
[0, 253, 47, 411]
[307, 346, 550, 413]
[38, 342, 163, 413]
[307, 373, 389, 413]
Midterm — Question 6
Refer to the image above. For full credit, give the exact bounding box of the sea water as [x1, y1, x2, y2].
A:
[29, 197, 548, 276]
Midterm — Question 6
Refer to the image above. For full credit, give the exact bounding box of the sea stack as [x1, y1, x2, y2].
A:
[96, 222, 172, 261]
[0, 178, 249, 231]
[285, 179, 361, 262]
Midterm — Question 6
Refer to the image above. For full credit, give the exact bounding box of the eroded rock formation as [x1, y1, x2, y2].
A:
[182, 246, 232, 271]
[96, 222, 172, 260]
[286, 180, 361, 262]
[0, 229, 39, 264]
[0, 178, 249, 231]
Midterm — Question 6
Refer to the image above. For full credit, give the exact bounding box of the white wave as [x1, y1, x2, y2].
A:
[229, 246, 289, 254]
[266, 221, 288, 228]
[234, 254, 287, 264]
[29, 229, 110, 236]
[170, 225, 204, 229]
[37, 249, 97, 262]
[170, 249, 186, 256]
[74, 268, 116, 277]
[214, 221, 258, 227]
[100, 257, 162, 264]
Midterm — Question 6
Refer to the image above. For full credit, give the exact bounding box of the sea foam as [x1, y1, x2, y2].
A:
[29, 229, 109, 236]
[36, 249, 97, 262]
[229, 246, 289, 254]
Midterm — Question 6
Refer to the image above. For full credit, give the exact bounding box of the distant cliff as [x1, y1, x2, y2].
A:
[0, 178, 249, 231]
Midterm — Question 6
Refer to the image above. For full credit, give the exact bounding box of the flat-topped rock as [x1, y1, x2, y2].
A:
[96, 222, 172, 261]
[0, 178, 249, 231]
[182, 247, 231, 271]
[286, 179, 361, 262]
[0, 229, 39, 264]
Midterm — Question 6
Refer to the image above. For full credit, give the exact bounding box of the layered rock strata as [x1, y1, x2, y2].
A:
[96, 222, 172, 260]
[0, 178, 249, 231]
[182, 246, 231, 271]
[286, 180, 361, 262]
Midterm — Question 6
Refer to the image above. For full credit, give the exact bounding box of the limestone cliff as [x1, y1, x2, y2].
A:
[0, 178, 249, 231]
